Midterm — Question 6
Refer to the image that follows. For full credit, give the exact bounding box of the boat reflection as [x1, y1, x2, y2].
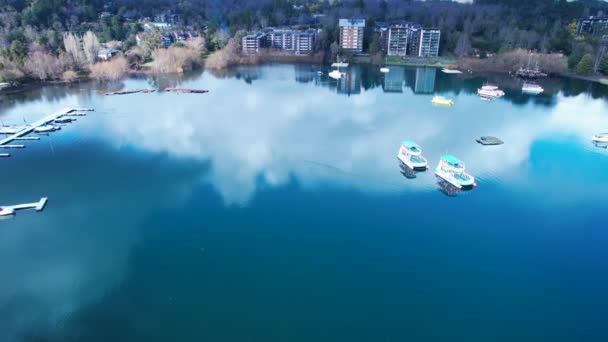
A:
[593, 142, 608, 149]
[436, 178, 461, 197]
[398, 161, 418, 179]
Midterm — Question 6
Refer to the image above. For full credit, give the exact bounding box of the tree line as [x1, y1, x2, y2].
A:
[3, 0, 608, 83]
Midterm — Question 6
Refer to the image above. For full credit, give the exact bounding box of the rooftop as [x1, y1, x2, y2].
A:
[339, 19, 366, 27]
[401, 140, 420, 149]
[441, 155, 464, 165]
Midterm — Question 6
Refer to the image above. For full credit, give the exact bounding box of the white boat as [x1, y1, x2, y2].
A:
[380, 67, 390, 73]
[0, 207, 15, 216]
[522, 83, 544, 94]
[592, 133, 608, 143]
[54, 117, 75, 123]
[435, 155, 476, 189]
[431, 96, 454, 106]
[34, 125, 60, 133]
[441, 68, 462, 74]
[328, 69, 344, 80]
[0, 126, 22, 134]
[397, 140, 428, 171]
[477, 84, 505, 98]
[331, 62, 349, 68]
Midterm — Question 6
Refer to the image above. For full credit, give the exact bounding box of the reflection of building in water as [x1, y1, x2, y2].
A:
[383, 66, 405, 93]
[413, 67, 436, 94]
[294, 64, 315, 83]
[337, 66, 361, 96]
[235, 67, 262, 84]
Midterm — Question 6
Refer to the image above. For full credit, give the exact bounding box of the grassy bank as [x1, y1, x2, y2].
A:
[559, 72, 608, 85]
[385, 56, 457, 68]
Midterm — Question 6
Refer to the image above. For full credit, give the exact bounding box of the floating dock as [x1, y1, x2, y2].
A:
[0, 108, 71, 146]
[105, 89, 155, 96]
[0, 197, 48, 216]
[0, 107, 93, 157]
[165, 88, 209, 94]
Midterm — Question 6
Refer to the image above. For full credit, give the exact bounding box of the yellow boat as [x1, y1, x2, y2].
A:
[431, 96, 454, 106]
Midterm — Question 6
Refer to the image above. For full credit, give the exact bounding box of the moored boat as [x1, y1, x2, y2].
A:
[522, 83, 544, 94]
[54, 117, 76, 124]
[435, 155, 476, 189]
[431, 96, 454, 106]
[397, 140, 428, 171]
[477, 84, 505, 98]
[0, 126, 22, 134]
[34, 125, 60, 133]
[476, 136, 504, 145]
[592, 133, 608, 143]
[328, 70, 344, 80]
[380, 67, 390, 73]
[441, 68, 462, 74]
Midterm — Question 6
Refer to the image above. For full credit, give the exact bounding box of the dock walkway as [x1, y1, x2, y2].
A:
[0, 108, 93, 155]
[0, 197, 48, 216]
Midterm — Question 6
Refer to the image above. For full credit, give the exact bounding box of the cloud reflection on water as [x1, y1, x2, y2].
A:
[76, 65, 608, 206]
[0, 64, 607, 341]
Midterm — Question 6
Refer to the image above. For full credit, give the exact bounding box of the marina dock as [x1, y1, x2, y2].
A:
[0, 197, 48, 216]
[0, 107, 93, 157]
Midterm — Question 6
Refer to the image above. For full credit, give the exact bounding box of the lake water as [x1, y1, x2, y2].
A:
[1, 64, 608, 341]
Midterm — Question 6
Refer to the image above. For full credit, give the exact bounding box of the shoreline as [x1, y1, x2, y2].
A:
[4, 58, 607, 97]
[558, 72, 608, 85]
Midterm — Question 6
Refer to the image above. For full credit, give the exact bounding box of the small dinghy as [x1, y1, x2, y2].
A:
[431, 96, 454, 106]
[54, 117, 75, 124]
[476, 136, 504, 145]
[328, 70, 344, 80]
[34, 125, 60, 133]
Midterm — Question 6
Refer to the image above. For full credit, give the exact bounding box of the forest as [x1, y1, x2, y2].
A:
[2, 0, 608, 84]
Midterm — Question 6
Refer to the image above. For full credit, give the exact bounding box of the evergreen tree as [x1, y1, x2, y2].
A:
[575, 53, 594, 75]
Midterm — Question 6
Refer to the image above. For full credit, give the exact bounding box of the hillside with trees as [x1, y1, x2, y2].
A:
[2, 0, 608, 84]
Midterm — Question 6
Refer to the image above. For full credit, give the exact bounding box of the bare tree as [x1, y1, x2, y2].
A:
[63, 33, 85, 68]
[205, 39, 240, 70]
[24, 51, 64, 80]
[0, 56, 24, 83]
[186, 37, 207, 54]
[82, 31, 101, 65]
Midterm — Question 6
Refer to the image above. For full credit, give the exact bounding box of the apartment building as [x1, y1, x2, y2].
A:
[339, 19, 366, 53]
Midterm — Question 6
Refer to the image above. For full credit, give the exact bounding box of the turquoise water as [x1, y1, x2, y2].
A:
[1, 64, 608, 341]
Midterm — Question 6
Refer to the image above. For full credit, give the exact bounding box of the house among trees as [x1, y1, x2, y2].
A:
[97, 48, 119, 61]
[576, 14, 608, 35]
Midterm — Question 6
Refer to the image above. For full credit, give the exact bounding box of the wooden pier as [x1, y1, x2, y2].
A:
[0, 108, 70, 146]
[0, 197, 48, 216]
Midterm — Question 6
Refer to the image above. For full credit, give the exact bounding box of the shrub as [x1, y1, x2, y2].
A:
[152, 46, 201, 73]
[89, 56, 128, 81]
[575, 54, 594, 75]
[205, 39, 239, 70]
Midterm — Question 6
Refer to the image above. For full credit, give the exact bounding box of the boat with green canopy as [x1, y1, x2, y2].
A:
[435, 154, 476, 189]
